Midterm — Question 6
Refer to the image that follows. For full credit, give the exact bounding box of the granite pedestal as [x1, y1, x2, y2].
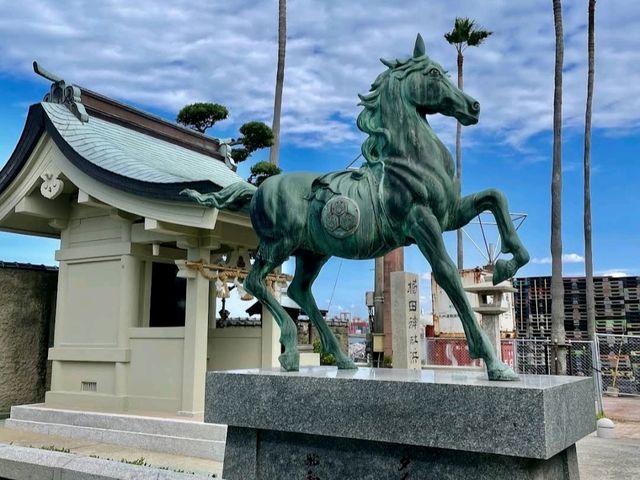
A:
[205, 368, 596, 479]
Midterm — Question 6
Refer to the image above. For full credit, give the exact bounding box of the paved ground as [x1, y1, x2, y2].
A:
[577, 434, 639, 479]
[604, 395, 640, 423]
[0, 396, 638, 478]
[576, 395, 640, 479]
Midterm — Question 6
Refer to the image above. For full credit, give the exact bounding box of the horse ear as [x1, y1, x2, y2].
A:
[413, 33, 426, 58]
[380, 58, 396, 69]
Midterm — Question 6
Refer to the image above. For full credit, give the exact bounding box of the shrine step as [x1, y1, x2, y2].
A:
[5, 404, 226, 461]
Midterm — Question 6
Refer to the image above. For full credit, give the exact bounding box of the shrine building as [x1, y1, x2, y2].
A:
[0, 69, 290, 417]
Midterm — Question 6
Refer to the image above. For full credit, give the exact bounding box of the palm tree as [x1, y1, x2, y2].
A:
[444, 18, 492, 270]
[551, 0, 566, 374]
[584, 0, 596, 341]
[269, 0, 286, 167]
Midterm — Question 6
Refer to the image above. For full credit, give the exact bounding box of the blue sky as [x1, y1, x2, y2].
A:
[0, 0, 639, 319]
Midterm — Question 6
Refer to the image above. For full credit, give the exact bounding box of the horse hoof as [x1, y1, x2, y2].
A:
[336, 356, 357, 370]
[487, 364, 519, 381]
[493, 259, 514, 285]
[279, 352, 300, 371]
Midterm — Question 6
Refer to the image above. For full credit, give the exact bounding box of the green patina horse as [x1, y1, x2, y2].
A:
[182, 35, 529, 380]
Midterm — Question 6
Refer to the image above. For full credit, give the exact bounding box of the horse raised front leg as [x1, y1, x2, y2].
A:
[408, 207, 517, 381]
[244, 242, 299, 371]
[451, 189, 530, 285]
[288, 251, 356, 369]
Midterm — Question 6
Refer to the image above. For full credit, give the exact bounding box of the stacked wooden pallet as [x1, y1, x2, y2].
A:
[513, 275, 640, 339]
[624, 278, 640, 336]
[598, 335, 640, 395]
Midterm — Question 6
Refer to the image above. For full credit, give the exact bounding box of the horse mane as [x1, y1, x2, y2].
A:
[357, 55, 432, 167]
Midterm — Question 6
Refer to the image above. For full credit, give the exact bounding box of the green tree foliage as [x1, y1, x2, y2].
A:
[176, 102, 228, 134]
[444, 17, 492, 51]
[229, 121, 275, 163]
[177, 103, 274, 167]
[249, 161, 282, 186]
[312, 339, 337, 366]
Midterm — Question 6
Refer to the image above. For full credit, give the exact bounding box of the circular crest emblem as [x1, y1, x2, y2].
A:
[321, 195, 360, 239]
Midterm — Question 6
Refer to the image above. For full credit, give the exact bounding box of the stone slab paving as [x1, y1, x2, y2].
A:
[6, 404, 225, 460]
[0, 444, 218, 480]
[0, 420, 223, 477]
[577, 433, 640, 479]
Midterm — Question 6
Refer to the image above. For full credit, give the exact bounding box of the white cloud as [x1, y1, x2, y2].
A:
[596, 269, 636, 278]
[531, 253, 585, 264]
[0, 1, 639, 150]
[563, 253, 586, 264]
[600, 271, 628, 278]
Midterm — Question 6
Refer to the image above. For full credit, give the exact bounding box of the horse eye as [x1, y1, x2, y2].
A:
[429, 68, 440, 77]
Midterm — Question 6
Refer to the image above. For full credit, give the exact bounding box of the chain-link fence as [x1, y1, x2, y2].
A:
[424, 338, 517, 369]
[424, 338, 482, 368]
[512, 338, 597, 376]
[598, 334, 640, 396]
[424, 334, 640, 399]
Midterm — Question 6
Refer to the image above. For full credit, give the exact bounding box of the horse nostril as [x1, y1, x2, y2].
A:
[472, 102, 480, 111]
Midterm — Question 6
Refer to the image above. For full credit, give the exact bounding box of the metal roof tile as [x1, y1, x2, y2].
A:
[42, 103, 245, 188]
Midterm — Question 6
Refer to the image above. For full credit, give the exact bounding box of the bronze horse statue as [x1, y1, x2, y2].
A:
[183, 35, 529, 380]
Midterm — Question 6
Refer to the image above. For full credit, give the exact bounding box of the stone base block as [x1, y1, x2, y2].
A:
[205, 367, 596, 480]
[223, 427, 579, 479]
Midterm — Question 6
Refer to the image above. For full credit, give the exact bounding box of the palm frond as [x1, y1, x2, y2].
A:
[468, 29, 493, 47]
[455, 17, 474, 39]
[445, 16, 492, 50]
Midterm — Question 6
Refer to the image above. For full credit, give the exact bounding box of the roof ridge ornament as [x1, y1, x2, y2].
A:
[217, 139, 238, 171]
[33, 61, 89, 123]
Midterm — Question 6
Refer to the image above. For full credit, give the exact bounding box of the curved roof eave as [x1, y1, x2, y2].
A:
[0, 104, 45, 196]
[0, 103, 233, 202]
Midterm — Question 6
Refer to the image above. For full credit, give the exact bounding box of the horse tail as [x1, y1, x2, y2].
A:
[180, 182, 257, 211]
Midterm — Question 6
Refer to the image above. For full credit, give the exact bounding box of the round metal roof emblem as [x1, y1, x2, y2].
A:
[321, 195, 360, 239]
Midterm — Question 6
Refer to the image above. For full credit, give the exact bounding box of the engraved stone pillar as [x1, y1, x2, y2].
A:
[391, 271, 423, 369]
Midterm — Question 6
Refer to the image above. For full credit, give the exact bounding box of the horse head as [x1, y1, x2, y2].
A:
[380, 34, 480, 126]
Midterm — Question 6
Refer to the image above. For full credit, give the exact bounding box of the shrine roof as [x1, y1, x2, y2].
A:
[43, 102, 243, 189]
[0, 88, 246, 201]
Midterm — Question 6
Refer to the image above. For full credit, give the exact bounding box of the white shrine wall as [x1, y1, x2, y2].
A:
[0, 136, 277, 415]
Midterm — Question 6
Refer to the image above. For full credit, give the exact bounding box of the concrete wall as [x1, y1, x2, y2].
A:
[310, 325, 349, 355]
[0, 265, 57, 417]
[208, 327, 262, 371]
